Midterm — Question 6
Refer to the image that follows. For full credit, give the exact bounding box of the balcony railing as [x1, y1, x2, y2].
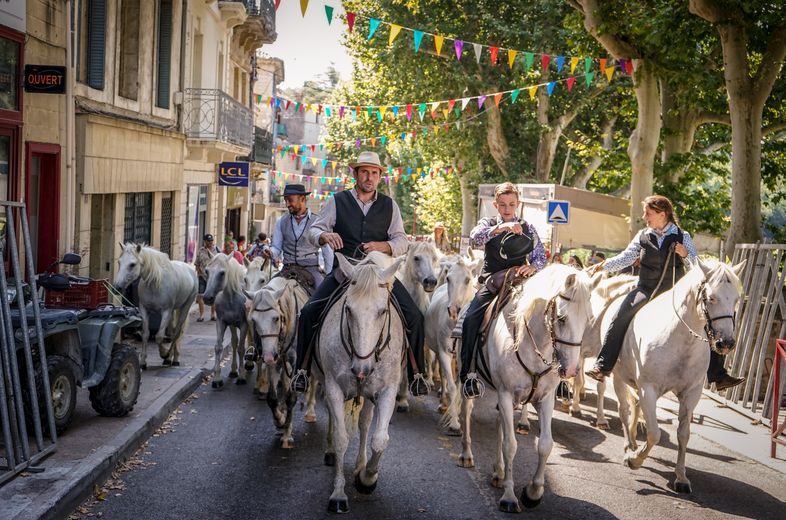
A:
[239, 126, 274, 164]
[183, 88, 253, 150]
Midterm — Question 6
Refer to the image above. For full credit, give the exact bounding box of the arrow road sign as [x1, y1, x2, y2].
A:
[547, 200, 570, 224]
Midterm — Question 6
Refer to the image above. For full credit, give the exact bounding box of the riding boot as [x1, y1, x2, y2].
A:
[707, 349, 745, 391]
[292, 272, 340, 393]
[391, 280, 429, 396]
[459, 286, 495, 399]
[587, 287, 650, 382]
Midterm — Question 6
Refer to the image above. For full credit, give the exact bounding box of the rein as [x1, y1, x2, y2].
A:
[339, 285, 394, 363]
[252, 293, 301, 378]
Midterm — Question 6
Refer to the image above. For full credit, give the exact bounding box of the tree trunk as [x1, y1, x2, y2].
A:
[535, 128, 562, 182]
[458, 172, 476, 237]
[661, 82, 698, 182]
[627, 61, 661, 237]
[573, 116, 616, 189]
[484, 101, 510, 177]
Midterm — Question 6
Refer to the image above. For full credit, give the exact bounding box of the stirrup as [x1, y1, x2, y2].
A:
[409, 373, 430, 397]
[291, 369, 309, 393]
[462, 373, 485, 399]
[244, 346, 257, 362]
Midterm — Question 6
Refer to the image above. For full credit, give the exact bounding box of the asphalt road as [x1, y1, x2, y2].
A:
[76, 380, 785, 520]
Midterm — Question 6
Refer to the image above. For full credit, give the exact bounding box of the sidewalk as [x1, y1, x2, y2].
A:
[0, 307, 225, 520]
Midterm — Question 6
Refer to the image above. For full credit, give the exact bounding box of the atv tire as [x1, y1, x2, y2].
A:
[89, 344, 141, 417]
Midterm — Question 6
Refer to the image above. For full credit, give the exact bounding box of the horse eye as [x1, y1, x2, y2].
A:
[464, 277, 470, 284]
[129, 262, 136, 268]
[273, 316, 279, 322]
[414, 256, 421, 262]
[378, 308, 386, 317]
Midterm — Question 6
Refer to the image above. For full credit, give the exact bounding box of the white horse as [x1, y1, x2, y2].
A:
[425, 256, 477, 433]
[451, 264, 593, 512]
[607, 259, 744, 493]
[203, 254, 250, 388]
[248, 277, 312, 448]
[315, 252, 405, 514]
[244, 256, 275, 295]
[114, 243, 197, 369]
[567, 273, 637, 428]
[396, 241, 441, 412]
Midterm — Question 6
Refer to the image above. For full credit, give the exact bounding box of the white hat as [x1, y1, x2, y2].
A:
[349, 151, 384, 171]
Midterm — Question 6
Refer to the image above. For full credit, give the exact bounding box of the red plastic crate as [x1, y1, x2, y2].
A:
[44, 279, 110, 309]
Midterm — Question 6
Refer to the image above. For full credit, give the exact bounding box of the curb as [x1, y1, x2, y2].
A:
[19, 367, 207, 520]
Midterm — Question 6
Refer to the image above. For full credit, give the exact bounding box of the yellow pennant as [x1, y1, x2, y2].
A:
[416, 167, 422, 174]
[311, 157, 317, 166]
[379, 105, 388, 118]
[507, 49, 517, 69]
[434, 35, 444, 56]
[528, 85, 538, 100]
[293, 145, 300, 155]
[331, 161, 337, 169]
[389, 24, 402, 45]
[570, 57, 579, 74]
[442, 108, 450, 119]
[605, 66, 614, 82]
[300, 0, 309, 17]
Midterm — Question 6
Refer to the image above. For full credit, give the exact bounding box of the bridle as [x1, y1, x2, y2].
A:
[674, 278, 735, 349]
[252, 298, 299, 377]
[339, 283, 396, 364]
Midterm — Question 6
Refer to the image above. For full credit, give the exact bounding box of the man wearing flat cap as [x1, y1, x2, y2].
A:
[291, 151, 429, 396]
[264, 183, 333, 287]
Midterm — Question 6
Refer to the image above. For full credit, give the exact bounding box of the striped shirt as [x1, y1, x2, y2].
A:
[603, 223, 697, 273]
[470, 216, 547, 270]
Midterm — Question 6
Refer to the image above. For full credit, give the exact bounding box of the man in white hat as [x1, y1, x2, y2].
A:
[291, 151, 429, 396]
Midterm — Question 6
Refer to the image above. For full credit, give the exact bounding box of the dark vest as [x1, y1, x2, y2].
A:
[333, 190, 393, 262]
[479, 218, 534, 282]
[638, 227, 685, 294]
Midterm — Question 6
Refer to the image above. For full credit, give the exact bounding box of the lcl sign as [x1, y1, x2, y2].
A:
[218, 162, 250, 187]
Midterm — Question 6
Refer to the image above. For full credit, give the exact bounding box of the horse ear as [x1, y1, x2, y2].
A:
[467, 248, 475, 260]
[118, 241, 125, 251]
[564, 273, 577, 289]
[336, 253, 355, 279]
[380, 256, 405, 283]
[135, 243, 142, 254]
[732, 259, 747, 278]
[243, 289, 256, 301]
[697, 258, 712, 277]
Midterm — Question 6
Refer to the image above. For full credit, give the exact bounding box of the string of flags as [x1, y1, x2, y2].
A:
[277, 1, 635, 76]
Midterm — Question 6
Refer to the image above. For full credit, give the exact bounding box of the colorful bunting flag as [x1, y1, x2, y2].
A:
[324, 5, 333, 25]
[406, 103, 413, 121]
[489, 47, 499, 65]
[455, 40, 464, 60]
[511, 88, 521, 103]
[605, 66, 614, 82]
[584, 57, 591, 73]
[508, 49, 517, 69]
[389, 24, 402, 45]
[556, 56, 564, 72]
[525, 52, 534, 70]
[570, 57, 579, 74]
[477, 95, 486, 109]
[368, 19, 381, 40]
[413, 30, 425, 52]
[566, 77, 575, 91]
[585, 71, 595, 86]
[529, 85, 538, 100]
[434, 35, 444, 56]
[494, 93, 502, 107]
[547, 81, 556, 96]
[460, 97, 471, 111]
[346, 12, 356, 32]
[299, 0, 309, 17]
[541, 54, 550, 71]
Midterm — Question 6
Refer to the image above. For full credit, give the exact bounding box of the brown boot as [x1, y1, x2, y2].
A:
[714, 374, 745, 391]
[585, 365, 610, 383]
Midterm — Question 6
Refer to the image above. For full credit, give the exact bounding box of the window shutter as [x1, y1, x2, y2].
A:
[156, 0, 173, 108]
[87, 0, 106, 90]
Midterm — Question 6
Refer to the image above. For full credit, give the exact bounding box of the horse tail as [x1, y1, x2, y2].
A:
[344, 398, 363, 437]
[440, 386, 462, 430]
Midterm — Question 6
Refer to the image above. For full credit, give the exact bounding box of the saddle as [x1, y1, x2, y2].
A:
[278, 265, 316, 296]
[450, 267, 525, 341]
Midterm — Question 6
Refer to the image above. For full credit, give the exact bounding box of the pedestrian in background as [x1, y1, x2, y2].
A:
[246, 233, 269, 260]
[223, 240, 244, 265]
[430, 222, 453, 253]
[568, 254, 584, 270]
[194, 234, 219, 322]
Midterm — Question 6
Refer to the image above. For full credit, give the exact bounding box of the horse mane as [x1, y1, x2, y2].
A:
[209, 254, 245, 294]
[248, 257, 266, 272]
[699, 260, 743, 294]
[128, 244, 171, 289]
[514, 264, 593, 336]
[347, 252, 394, 300]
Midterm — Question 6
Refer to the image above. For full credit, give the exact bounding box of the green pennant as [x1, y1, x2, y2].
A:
[324, 5, 334, 25]
[584, 57, 592, 74]
[454, 107, 461, 118]
[294, 102, 301, 112]
[585, 71, 595, 86]
[511, 88, 521, 103]
[525, 52, 534, 70]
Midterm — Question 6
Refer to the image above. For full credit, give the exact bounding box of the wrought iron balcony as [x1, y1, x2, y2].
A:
[183, 88, 253, 150]
[239, 126, 274, 165]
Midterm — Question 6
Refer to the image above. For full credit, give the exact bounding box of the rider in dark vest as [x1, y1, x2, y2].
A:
[291, 151, 429, 396]
[460, 182, 547, 399]
[585, 195, 745, 392]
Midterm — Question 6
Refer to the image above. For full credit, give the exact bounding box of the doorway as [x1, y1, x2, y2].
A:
[25, 143, 60, 272]
[225, 207, 240, 241]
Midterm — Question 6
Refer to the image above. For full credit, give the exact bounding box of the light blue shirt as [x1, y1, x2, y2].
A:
[271, 210, 334, 272]
[603, 222, 697, 273]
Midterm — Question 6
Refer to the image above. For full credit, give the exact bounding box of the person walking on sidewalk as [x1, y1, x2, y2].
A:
[291, 151, 429, 396]
[585, 195, 744, 391]
[263, 183, 333, 287]
[195, 234, 219, 322]
[459, 182, 547, 398]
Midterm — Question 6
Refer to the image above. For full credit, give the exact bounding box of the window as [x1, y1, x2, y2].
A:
[119, 0, 140, 100]
[0, 37, 20, 111]
[156, 0, 173, 108]
[124, 192, 152, 244]
[86, 0, 106, 90]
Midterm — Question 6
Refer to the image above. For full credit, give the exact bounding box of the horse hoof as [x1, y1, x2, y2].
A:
[172, 361, 180, 367]
[498, 499, 521, 513]
[324, 452, 336, 466]
[596, 421, 609, 430]
[281, 439, 294, 449]
[623, 455, 642, 470]
[396, 404, 409, 413]
[491, 476, 503, 489]
[211, 380, 224, 389]
[354, 473, 377, 495]
[516, 424, 530, 436]
[162, 359, 172, 366]
[228, 371, 238, 379]
[327, 497, 349, 514]
[304, 414, 317, 423]
[674, 481, 692, 494]
[458, 456, 474, 468]
[236, 378, 247, 386]
[521, 490, 542, 509]
[437, 404, 447, 414]
[141, 363, 147, 371]
[446, 426, 462, 437]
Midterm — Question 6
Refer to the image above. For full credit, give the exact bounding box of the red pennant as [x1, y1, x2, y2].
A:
[541, 54, 550, 71]
[406, 103, 413, 120]
[311, 145, 316, 153]
[398, 167, 403, 174]
[447, 99, 456, 111]
[346, 12, 356, 33]
[318, 104, 323, 114]
[489, 47, 499, 65]
[625, 60, 634, 75]
[566, 77, 575, 91]
[275, 0, 281, 10]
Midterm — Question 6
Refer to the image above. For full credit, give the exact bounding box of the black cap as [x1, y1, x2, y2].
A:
[283, 184, 307, 196]
[204, 234, 214, 241]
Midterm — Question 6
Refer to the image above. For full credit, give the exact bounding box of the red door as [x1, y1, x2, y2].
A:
[26, 143, 60, 272]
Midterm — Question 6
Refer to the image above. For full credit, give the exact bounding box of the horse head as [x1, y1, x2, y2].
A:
[114, 242, 143, 291]
[445, 257, 477, 322]
[405, 241, 440, 293]
[249, 283, 290, 366]
[695, 259, 746, 355]
[244, 257, 272, 298]
[203, 254, 243, 305]
[337, 253, 404, 382]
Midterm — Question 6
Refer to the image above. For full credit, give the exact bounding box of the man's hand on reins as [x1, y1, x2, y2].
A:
[319, 232, 344, 251]
[362, 241, 392, 255]
[516, 265, 537, 277]
[674, 243, 688, 258]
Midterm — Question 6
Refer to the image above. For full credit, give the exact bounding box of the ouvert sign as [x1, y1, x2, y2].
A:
[24, 65, 66, 94]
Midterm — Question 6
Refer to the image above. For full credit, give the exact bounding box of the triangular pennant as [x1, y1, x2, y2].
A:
[625, 59, 634, 75]
[541, 54, 550, 71]
[605, 66, 614, 82]
[528, 85, 538, 100]
[525, 52, 534, 70]
[299, 0, 309, 17]
[599, 58, 607, 73]
[413, 30, 424, 53]
[566, 77, 575, 91]
[322, 159, 328, 168]
[434, 35, 444, 56]
[473, 43, 483, 63]
[380, 136, 386, 145]
[368, 19, 381, 40]
[477, 95, 487, 109]
[556, 55, 565, 72]
[351, 108, 357, 121]
[454, 40, 464, 60]
[275, 0, 281, 10]
[285, 99, 291, 110]
[494, 93, 502, 107]
[389, 24, 402, 45]
[376, 110, 382, 123]
[442, 108, 449, 119]
[584, 57, 591, 73]
[311, 157, 318, 167]
[489, 46, 499, 65]
[431, 101, 440, 113]
[447, 99, 456, 111]
[460, 97, 471, 111]
[310, 144, 316, 153]
[454, 107, 461, 117]
[346, 12, 356, 33]
[339, 106, 345, 119]
[331, 161, 337, 169]
[325, 106, 331, 117]
[379, 105, 388, 118]
[371, 137, 377, 147]
[507, 49, 517, 69]
[324, 5, 333, 25]
[406, 103, 413, 121]
[547, 81, 556, 96]
[510, 88, 521, 103]
[570, 57, 579, 74]
[585, 71, 595, 86]
[391, 105, 399, 118]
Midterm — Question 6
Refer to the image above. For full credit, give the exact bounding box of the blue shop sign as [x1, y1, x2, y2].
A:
[218, 162, 249, 187]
